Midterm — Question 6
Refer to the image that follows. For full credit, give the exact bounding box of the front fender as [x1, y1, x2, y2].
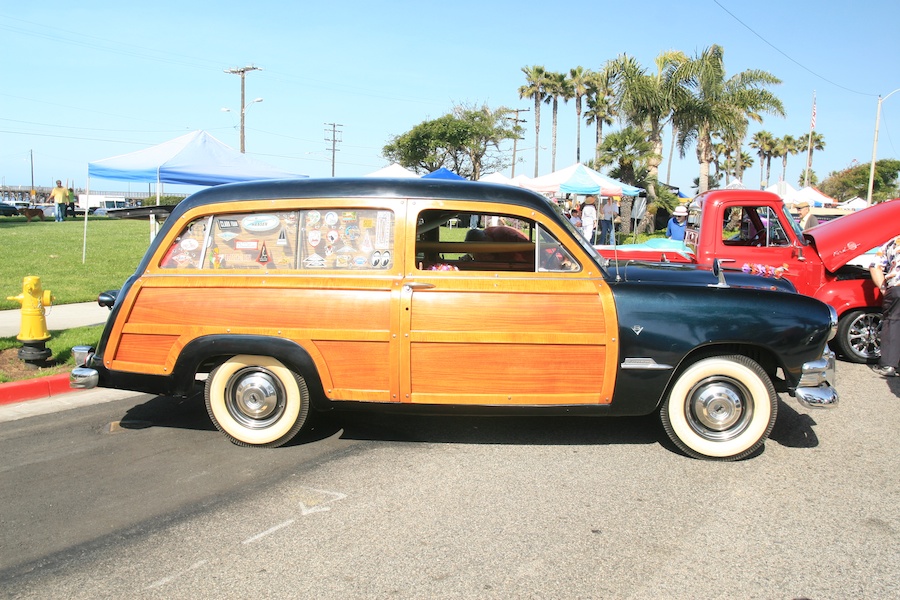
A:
[813, 276, 880, 317]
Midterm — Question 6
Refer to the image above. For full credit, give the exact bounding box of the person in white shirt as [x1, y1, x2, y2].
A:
[599, 197, 618, 244]
[580, 195, 597, 243]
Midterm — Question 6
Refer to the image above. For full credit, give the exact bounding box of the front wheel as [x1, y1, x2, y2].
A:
[205, 355, 309, 447]
[661, 355, 777, 461]
[833, 309, 881, 364]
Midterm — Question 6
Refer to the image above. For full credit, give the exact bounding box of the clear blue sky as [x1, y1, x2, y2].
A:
[1, 0, 898, 196]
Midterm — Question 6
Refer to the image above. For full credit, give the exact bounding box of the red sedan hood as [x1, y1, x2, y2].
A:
[808, 199, 900, 272]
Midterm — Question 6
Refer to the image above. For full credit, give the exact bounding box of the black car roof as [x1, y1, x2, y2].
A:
[172, 177, 557, 219]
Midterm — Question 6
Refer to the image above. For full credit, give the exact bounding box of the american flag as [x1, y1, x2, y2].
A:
[810, 98, 817, 130]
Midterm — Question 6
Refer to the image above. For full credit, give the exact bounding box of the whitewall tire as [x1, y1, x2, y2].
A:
[661, 355, 777, 461]
[204, 355, 309, 447]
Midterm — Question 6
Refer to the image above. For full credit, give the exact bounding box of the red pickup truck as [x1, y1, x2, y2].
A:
[597, 189, 900, 363]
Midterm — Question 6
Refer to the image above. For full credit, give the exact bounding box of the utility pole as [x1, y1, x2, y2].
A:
[225, 65, 261, 152]
[505, 108, 529, 178]
[324, 123, 343, 177]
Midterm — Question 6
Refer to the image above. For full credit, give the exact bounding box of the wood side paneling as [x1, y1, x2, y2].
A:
[114, 334, 179, 366]
[410, 342, 606, 401]
[127, 285, 391, 331]
[410, 291, 605, 334]
[314, 340, 391, 397]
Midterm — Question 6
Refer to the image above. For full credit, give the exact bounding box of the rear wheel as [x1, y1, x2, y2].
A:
[661, 355, 777, 461]
[834, 309, 881, 364]
[205, 355, 309, 447]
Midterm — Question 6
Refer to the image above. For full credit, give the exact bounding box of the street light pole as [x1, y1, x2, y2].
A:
[865, 87, 900, 206]
[225, 65, 261, 152]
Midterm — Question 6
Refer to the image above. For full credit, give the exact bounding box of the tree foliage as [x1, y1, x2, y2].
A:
[819, 159, 900, 202]
[383, 105, 519, 180]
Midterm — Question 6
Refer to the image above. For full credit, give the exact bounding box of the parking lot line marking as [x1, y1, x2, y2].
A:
[242, 519, 296, 545]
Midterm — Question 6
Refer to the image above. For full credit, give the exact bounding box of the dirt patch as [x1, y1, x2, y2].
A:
[0, 347, 70, 383]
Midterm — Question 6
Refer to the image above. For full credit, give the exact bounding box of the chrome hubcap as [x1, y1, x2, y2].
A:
[687, 378, 751, 441]
[225, 368, 285, 429]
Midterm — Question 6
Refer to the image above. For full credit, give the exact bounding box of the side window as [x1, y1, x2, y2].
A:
[299, 209, 394, 270]
[415, 210, 578, 273]
[209, 211, 300, 269]
[160, 216, 209, 269]
[723, 206, 787, 247]
[160, 209, 395, 270]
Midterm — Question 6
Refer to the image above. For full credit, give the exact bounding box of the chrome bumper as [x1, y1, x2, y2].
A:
[69, 345, 98, 390]
[793, 347, 838, 409]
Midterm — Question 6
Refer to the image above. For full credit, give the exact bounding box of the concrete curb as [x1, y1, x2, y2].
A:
[0, 373, 82, 405]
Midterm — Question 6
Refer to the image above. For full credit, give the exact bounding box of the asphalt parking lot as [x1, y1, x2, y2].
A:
[0, 360, 897, 599]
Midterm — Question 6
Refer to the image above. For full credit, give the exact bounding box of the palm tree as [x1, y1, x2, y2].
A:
[749, 130, 777, 189]
[595, 126, 655, 234]
[726, 150, 754, 184]
[798, 130, 826, 185]
[710, 137, 731, 186]
[674, 45, 784, 194]
[584, 65, 616, 165]
[774, 134, 798, 183]
[610, 50, 690, 203]
[567, 66, 592, 164]
[543, 71, 569, 173]
[519, 65, 549, 177]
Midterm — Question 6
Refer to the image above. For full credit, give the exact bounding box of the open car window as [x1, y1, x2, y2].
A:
[415, 209, 579, 273]
[723, 206, 791, 247]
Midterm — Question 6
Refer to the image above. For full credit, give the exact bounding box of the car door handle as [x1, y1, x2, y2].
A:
[405, 282, 436, 291]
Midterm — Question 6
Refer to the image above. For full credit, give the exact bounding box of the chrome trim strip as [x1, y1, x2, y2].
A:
[621, 357, 673, 370]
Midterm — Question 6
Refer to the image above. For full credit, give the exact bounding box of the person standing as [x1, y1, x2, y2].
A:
[599, 197, 619, 245]
[870, 236, 900, 377]
[796, 201, 819, 231]
[666, 205, 688, 241]
[49, 180, 68, 222]
[67, 187, 76, 217]
[580, 195, 597, 243]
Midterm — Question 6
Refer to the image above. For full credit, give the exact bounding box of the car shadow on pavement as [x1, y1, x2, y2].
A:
[119, 394, 820, 457]
[319, 411, 662, 448]
[120, 393, 216, 433]
[768, 398, 819, 450]
[118, 393, 828, 456]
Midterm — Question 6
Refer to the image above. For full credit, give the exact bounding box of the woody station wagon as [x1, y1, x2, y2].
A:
[71, 178, 838, 460]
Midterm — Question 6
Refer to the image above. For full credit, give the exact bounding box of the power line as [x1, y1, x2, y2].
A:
[712, 0, 875, 96]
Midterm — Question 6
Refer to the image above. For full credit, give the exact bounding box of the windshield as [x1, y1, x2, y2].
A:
[781, 202, 807, 243]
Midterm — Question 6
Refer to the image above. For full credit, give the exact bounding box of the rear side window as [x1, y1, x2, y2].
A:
[415, 209, 579, 273]
[160, 209, 395, 271]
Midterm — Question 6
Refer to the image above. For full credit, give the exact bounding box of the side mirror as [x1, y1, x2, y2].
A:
[98, 290, 119, 310]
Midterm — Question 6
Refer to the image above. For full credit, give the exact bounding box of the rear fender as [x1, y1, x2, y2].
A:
[173, 335, 326, 404]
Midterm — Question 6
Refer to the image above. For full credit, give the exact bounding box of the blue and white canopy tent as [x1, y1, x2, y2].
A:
[83, 130, 305, 261]
[520, 163, 642, 197]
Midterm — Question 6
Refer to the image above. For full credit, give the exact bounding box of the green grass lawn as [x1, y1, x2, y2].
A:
[0, 217, 150, 310]
[0, 325, 105, 383]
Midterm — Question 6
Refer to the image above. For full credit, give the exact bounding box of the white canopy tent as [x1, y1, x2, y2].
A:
[838, 197, 869, 211]
[364, 163, 420, 178]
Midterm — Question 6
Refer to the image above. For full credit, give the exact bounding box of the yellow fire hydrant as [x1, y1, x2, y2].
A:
[6, 276, 54, 366]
